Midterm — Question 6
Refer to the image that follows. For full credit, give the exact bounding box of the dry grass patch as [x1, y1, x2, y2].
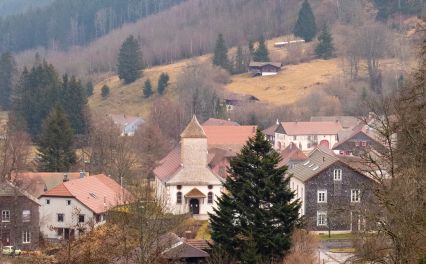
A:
[226, 59, 339, 106]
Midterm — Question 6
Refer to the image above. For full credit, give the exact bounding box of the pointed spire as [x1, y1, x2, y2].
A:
[180, 115, 207, 138]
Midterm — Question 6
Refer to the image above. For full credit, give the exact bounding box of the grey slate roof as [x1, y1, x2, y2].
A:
[249, 62, 282, 68]
[0, 181, 41, 205]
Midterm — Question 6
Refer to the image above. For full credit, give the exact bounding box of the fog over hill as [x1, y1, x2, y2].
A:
[0, 0, 53, 17]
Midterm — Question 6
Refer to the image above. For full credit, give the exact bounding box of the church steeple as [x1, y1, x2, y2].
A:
[180, 115, 207, 139]
[180, 115, 208, 168]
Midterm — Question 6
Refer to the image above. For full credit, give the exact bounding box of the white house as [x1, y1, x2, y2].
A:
[39, 174, 129, 241]
[108, 114, 145, 136]
[273, 121, 343, 152]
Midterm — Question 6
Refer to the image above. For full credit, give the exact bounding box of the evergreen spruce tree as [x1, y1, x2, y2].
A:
[0, 52, 17, 110]
[315, 25, 335, 59]
[157, 72, 170, 95]
[293, 0, 317, 42]
[143, 79, 153, 98]
[234, 46, 245, 74]
[253, 36, 270, 62]
[37, 105, 76, 172]
[86, 81, 94, 97]
[60, 75, 88, 135]
[210, 130, 301, 262]
[117, 35, 143, 84]
[101, 85, 110, 98]
[212, 33, 230, 71]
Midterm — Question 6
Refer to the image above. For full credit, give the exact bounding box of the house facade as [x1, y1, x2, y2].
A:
[248, 62, 282, 76]
[0, 182, 40, 250]
[154, 116, 256, 219]
[109, 114, 145, 136]
[273, 121, 342, 152]
[39, 174, 129, 241]
[333, 125, 385, 156]
[287, 147, 374, 233]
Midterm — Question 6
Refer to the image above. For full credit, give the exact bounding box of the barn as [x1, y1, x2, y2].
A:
[248, 62, 282, 76]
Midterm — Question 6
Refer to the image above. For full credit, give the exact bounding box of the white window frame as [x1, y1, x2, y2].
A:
[333, 168, 342, 181]
[317, 190, 327, 203]
[207, 192, 214, 204]
[22, 231, 31, 244]
[351, 189, 361, 203]
[22, 210, 31, 222]
[317, 211, 327, 226]
[2, 210, 10, 222]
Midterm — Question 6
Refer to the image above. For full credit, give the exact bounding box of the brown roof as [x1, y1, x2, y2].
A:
[203, 118, 240, 126]
[184, 188, 206, 198]
[277, 143, 308, 167]
[223, 92, 259, 102]
[280, 121, 342, 135]
[181, 116, 207, 138]
[333, 124, 383, 149]
[40, 174, 130, 214]
[153, 147, 182, 182]
[262, 123, 279, 136]
[310, 116, 361, 129]
[249, 61, 282, 68]
[185, 239, 212, 251]
[162, 242, 209, 259]
[108, 114, 144, 126]
[0, 181, 40, 205]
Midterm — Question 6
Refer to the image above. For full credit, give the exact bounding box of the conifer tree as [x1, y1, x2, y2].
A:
[315, 25, 335, 59]
[253, 36, 270, 62]
[86, 81, 94, 97]
[234, 46, 245, 74]
[37, 105, 76, 172]
[117, 35, 143, 84]
[101, 85, 110, 98]
[157, 73, 169, 95]
[60, 75, 88, 135]
[212, 33, 230, 71]
[293, 0, 317, 42]
[143, 79, 153, 98]
[0, 52, 17, 110]
[210, 130, 301, 262]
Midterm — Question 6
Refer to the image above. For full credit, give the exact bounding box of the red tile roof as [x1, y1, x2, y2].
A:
[40, 174, 130, 214]
[203, 125, 256, 146]
[203, 118, 240, 126]
[277, 143, 308, 167]
[281, 121, 342, 135]
[153, 147, 182, 182]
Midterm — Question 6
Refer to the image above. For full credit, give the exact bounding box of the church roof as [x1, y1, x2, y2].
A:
[184, 188, 206, 198]
[180, 116, 207, 138]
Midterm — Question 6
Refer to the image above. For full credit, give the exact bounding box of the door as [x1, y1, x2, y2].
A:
[1, 230, 10, 246]
[189, 199, 200, 215]
[319, 140, 330, 148]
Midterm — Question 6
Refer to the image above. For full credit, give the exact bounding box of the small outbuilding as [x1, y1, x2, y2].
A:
[248, 62, 282, 76]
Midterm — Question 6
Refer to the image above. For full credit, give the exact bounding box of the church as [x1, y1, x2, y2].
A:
[153, 116, 256, 219]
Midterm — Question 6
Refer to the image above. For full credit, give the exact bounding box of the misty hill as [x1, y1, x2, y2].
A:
[0, 0, 53, 17]
[0, 0, 184, 53]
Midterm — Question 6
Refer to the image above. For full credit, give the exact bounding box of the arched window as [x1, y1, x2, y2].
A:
[176, 192, 182, 204]
[208, 192, 213, 204]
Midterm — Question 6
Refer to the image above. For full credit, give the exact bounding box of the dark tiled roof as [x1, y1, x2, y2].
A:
[249, 61, 282, 68]
[162, 242, 209, 259]
[277, 143, 308, 167]
[262, 124, 279, 136]
[0, 181, 40, 205]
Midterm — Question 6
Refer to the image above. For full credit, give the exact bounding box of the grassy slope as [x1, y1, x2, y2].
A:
[89, 36, 339, 116]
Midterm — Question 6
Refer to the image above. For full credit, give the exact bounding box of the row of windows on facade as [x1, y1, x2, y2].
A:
[1, 210, 31, 222]
[57, 213, 85, 223]
[45, 199, 72, 205]
[286, 135, 338, 141]
[176, 192, 214, 204]
[317, 189, 361, 203]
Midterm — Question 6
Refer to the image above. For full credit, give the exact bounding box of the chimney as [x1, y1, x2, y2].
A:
[63, 174, 69, 182]
[79, 170, 85, 178]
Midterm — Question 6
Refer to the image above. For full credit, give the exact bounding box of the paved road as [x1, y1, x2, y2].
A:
[318, 239, 354, 264]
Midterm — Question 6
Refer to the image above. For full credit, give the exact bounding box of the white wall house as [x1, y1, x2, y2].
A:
[154, 116, 224, 220]
[274, 121, 342, 152]
[39, 174, 129, 241]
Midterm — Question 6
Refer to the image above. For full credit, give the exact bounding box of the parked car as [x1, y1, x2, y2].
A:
[2, 246, 22, 256]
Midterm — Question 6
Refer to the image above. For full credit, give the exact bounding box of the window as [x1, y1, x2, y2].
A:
[2, 210, 10, 222]
[57, 228, 64, 237]
[66, 200, 71, 206]
[208, 192, 213, 204]
[22, 231, 31, 244]
[79, 214, 85, 223]
[355, 141, 360, 147]
[176, 192, 182, 204]
[293, 135, 297, 140]
[22, 210, 31, 222]
[177, 185, 182, 190]
[57, 213, 64, 222]
[317, 190, 327, 203]
[208, 185, 213, 189]
[317, 211, 327, 226]
[351, 189, 361, 203]
[361, 141, 367, 147]
[333, 169, 342, 181]
[46, 199, 50, 205]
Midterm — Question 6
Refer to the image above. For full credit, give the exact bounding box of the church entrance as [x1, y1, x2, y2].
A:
[189, 199, 200, 215]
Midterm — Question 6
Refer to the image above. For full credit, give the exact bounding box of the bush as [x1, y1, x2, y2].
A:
[101, 85, 110, 98]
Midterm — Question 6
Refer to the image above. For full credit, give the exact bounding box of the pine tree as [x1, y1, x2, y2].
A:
[315, 25, 335, 59]
[117, 35, 143, 84]
[253, 36, 270, 62]
[86, 81, 94, 97]
[101, 85, 110, 98]
[143, 79, 153, 98]
[60, 75, 88, 135]
[234, 46, 246, 74]
[210, 130, 301, 262]
[212, 33, 230, 71]
[0, 52, 17, 110]
[157, 73, 169, 95]
[293, 0, 317, 42]
[37, 105, 76, 172]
